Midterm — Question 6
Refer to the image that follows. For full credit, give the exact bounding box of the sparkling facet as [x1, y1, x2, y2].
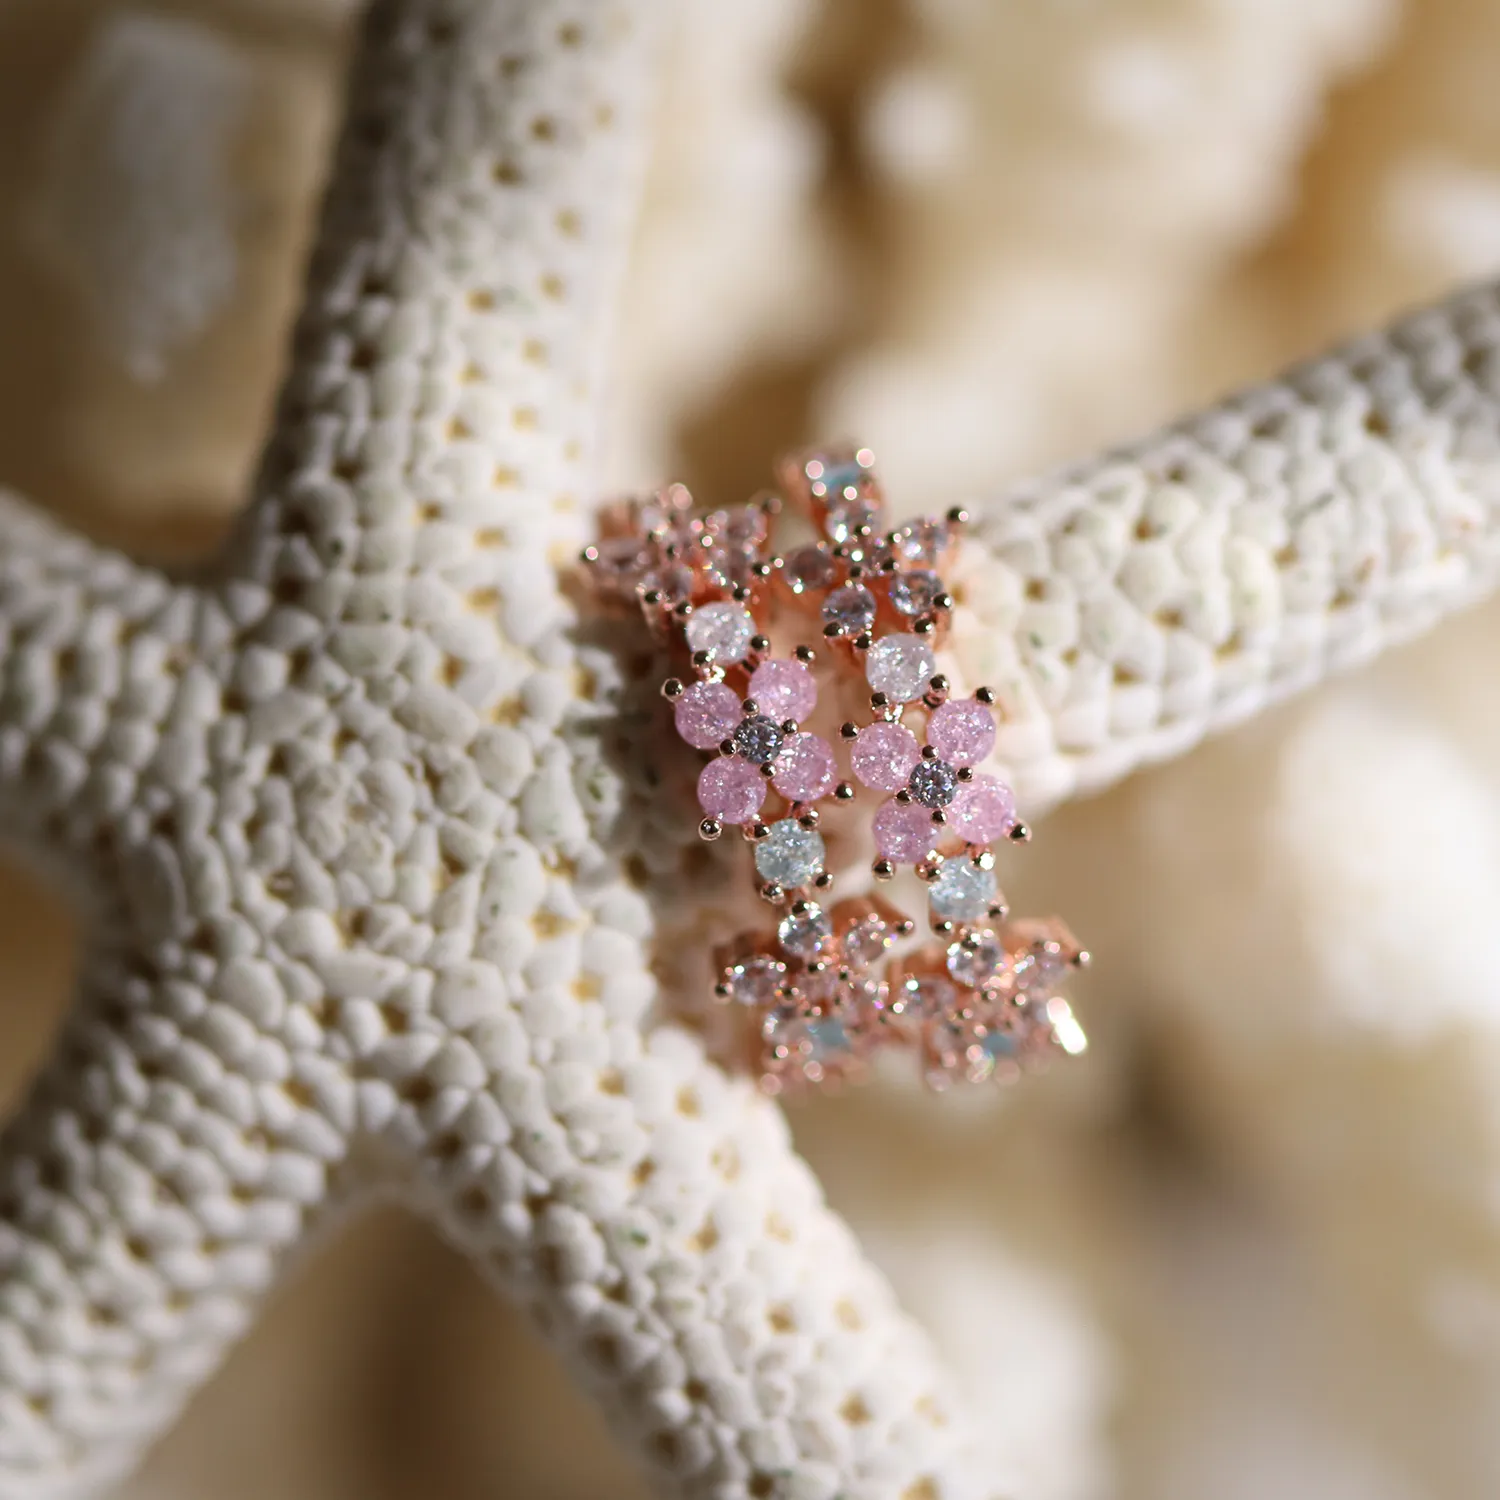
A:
[772, 733, 837, 802]
[822, 583, 877, 635]
[755, 820, 826, 887]
[908, 758, 959, 808]
[724, 955, 787, 1007]
[732, 714, 785, 765]
[865, 634, 937, 702]
[1013, 942, 1069, 996]
[826, 498, 880, 543]
[901, 975, 957, 1018]
[873, 799, 938, 863]
[704, 545, 757, 591]
[685, 601, 755, 665]
[843, 916, 893, 968]
[929, 858, 999, 923]
[927, 697, 996, 767]
[778, 903, 832, 958]
[748, 658, 817, 722]
[892, 519, 947, 566]
[783, 545, 838, 595]
[706, 505, 769, 549]
[850, 722, 921, 791]
[888, 569, 943, 616]
[947, 775, 1018, 844]
[946, 931, 1010, 990]
[674, 680, 743, 749]
[697, 756, 766, 825]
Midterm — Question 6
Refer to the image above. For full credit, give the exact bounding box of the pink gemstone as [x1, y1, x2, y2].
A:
[749, 658, 817, 723]
[927, 697, 996, 767]
[772, 733, 837, 802]
[674, 680, 745, 749]
[947, 775, 1017, 844]
[873, 799, 938, 864]
[698, 756, 767, 825]
[851, 722, 921, 791]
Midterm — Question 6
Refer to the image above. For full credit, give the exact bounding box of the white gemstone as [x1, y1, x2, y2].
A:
[755, 819, 825, 887]
[929, 859, 998, 923]
[865, 634, 936, 702]
[686, 601, 755, 665]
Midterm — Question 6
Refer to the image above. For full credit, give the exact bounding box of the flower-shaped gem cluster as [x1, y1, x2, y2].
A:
[585, 449, 1088, 1092]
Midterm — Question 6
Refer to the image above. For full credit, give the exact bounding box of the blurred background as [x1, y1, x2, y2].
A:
[5, 0, 1500, 1496]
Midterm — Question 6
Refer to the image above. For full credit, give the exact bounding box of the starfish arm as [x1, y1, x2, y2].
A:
[0, 488, 185, 878]
[226, 0, 655, 590]
[955, 282, 1500, 809]
[0, 951, 353, 1496]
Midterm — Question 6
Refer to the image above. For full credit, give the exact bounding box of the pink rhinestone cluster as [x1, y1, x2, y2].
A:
[584, 449, 1088, 1093]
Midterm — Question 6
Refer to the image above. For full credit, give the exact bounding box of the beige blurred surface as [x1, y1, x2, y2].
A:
[5, 0, 1500, 1495]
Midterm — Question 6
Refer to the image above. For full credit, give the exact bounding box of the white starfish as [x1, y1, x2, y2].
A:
[3, 2, 1500, 1497]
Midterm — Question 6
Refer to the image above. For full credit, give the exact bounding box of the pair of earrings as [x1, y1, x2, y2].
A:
[586, 449, 1087, 1093]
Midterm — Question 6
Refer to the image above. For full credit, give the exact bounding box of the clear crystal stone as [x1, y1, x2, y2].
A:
[640, 564, 695, 602]
[892, 520, 947, 566]
[826, 498, 880, 542]
[888, 569, 943, 616]
[822, 583, 877, 635]
[929, 859, 999, 923]
[783, 545, 838, 595]
[685, 601, 755, 664]
[724, 955, 787, 1007]
[732, 714, 784, 765]
[778, 902, 832, 958]
[908, 758, 958, 808]
[843, 916, 892, 968]
[755, 820, 825, 887]
[946, 931, 1010, 990]
[865, 633, 937, 702]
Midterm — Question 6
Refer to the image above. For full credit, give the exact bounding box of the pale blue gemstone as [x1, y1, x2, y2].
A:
[755, 820, 826, 888]
[817, 459, 866, 496]
[982, 1029, 1018, 1061]
[807, 1018, 851, 1059]
[929, 859, 998, 922]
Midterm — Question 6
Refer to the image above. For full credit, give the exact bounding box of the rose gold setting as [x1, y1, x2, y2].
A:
[584, 446, 1088, 1093]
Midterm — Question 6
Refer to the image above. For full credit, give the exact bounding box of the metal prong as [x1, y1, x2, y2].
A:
[662, 677, 685, 699]
[834, 781, 856, 801]
[956, 767, 974, 783]
[872, 859, 896, 882]
[840, 721, 860, 740]
[699, 818, 722, 841]
[794, 644, 816, 664]
[975, 685, 995, 705]
[1008, 822, 1031, 843]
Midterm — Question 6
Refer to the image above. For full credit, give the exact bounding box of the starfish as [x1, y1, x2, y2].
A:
[3, 1, 1500, 1497]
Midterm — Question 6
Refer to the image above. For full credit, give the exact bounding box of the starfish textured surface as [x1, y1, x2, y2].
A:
[2, 1, 1500, 1497]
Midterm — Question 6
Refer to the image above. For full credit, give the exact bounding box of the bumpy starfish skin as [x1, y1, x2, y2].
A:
[3, 1, 1500, 1497]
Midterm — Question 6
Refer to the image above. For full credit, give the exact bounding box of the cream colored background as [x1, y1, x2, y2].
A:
[4, 1, 1500, 1495]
